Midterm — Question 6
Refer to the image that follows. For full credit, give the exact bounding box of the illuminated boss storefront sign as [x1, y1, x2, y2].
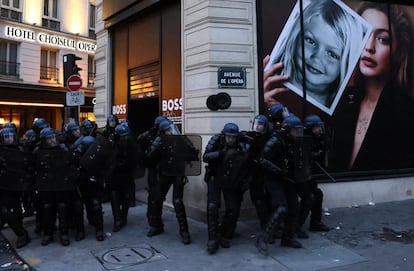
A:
[5, 25, 96, 53]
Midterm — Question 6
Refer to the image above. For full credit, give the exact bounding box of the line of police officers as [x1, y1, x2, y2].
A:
[0, 105, 329, 257]
[203, 103, 330, 255]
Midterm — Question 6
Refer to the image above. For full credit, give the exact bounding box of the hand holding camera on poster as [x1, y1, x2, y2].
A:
[263, 55, 289, 108]
[264, 0, 372, 115]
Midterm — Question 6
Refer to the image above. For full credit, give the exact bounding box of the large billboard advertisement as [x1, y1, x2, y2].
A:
[259, 0, 414, 176]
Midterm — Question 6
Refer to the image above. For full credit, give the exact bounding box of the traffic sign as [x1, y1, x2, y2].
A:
[66, 91, 85, 106]
[67, 74, 82, 91]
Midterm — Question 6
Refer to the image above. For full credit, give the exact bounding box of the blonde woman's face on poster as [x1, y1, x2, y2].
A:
[359, 9, 393, 78]
[294, 14, 343, 94]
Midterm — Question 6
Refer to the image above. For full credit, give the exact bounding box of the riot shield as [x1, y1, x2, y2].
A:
[214, 147, 250, 188]
[0, 147, 34, 191]
[292, 136, 313, 183]
[35, 149, 79, 191]
[127, 137, 145, 178]
[80, 133, 115, 180]
[159, 135, 201, 176]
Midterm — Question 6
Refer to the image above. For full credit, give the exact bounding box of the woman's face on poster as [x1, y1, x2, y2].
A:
[294, 14, 343, 94]
[359, 8, 395, 79]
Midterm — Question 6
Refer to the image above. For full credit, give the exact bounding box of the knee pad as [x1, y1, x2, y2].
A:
[207, 202, 218, 212]
[91, 199, 101, 209]
[173, 198, 184, 208]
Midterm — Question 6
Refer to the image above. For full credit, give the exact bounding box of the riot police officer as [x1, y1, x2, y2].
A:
[203, 123, 249, 254]
[137, 116, 167, 228]
[20, 129, 37, 217]
[267, 103, 290, 133]
[77, 135, 105, 241]
[101, 115, 120, 202]
[0, 128, 31, 248]
[65, 122, 84, 150]
[31, 119, 49, 234]
[34, 127, 79, 246]
[63, 122, 86, 241]
[102, 115, 119, 141]
[32, 118, 49, 138]
[298, 115, 330, 234]
[146, 120, 191, 245]
[81, 119, 97, 137]
[108, 124, 137, 232]
[255, 115, 307, 255]
[242, 115, 272, 228]
[279, 115, 312, 246]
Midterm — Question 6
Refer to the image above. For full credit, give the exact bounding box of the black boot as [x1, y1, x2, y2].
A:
[174, 199, 191, 245]
[207, 204, 219, 254]
[73, 199, 85, 241]
[16, 231, 30, 248]
[147, 200, 164, 237]
[256, 206, 287, 256]
[110, 191, 123, 232]
[309, 221, 330, 232]
[41, 234, 53, 246]
[91, 199, 105, 241]
[57, 202, 70, 246]
[41, 203, 54, 246]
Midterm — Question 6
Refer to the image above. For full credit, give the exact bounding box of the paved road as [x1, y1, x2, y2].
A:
[1, 198, 414, 271]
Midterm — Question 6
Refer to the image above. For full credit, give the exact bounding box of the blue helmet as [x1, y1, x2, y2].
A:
[159, 120, 180, 135]
[33, 118, 49, 134]
[81, 119, 94, 136]
[106, 115, 119, 128]
[304, 114, 325, 136]
[66, 122, 80, 131]
[115, 124, 130, 137]
[221, 123, 239, 136]
[251, 115, 269, 134]
[0, 127, 17, 145]
[268, 103, 289, 123]
[154, 116, 167, 129]
[282, 115, 303, 137]
[79, 135, 95, 152]
[23, 129, 37, 143]
[40, 127, 58, 148]
[4, 122, 17, 132]
[304, 114, 323, 129]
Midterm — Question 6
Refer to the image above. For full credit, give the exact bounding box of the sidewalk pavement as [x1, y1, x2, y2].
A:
[2, 197, 414, 271]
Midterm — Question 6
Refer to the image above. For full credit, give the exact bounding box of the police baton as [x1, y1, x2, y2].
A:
[314, 161, 336, 183]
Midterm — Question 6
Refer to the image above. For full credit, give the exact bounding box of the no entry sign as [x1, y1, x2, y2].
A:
[67, 74, 82, 91]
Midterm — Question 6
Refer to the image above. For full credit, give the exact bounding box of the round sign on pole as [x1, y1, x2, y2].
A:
[67, 74, 82, 91]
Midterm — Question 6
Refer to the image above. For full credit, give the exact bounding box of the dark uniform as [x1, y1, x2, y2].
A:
[108, 124, 138, 232]
[64, 122, 86, 241]
[203, 123, 249, 254]
[242, 115, 272, 228]
[297, 115, 330, 234]
[146, 120, 191, 245]
[20, 129, 37, 217]
[256, 115, 306, 255]
[101, 115, 120, 203]
[77, 135, 105, 241]
[0, 127, 31, 248]
[34, 127, 79, 246]
[136, 116, 167, 232]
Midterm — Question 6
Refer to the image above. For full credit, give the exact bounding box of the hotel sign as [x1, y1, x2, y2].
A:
[5, 25, 96, 53]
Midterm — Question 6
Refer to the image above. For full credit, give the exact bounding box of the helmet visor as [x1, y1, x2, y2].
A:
[251, 120, 266, 134]
[290, 126, 304, 138]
